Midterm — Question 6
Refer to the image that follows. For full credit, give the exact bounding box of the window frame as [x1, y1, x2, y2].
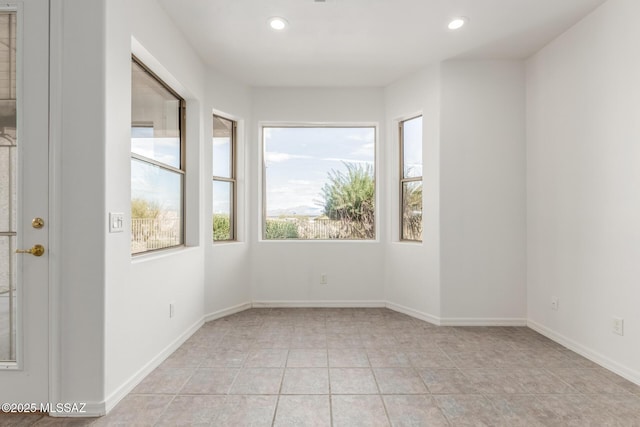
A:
[212, 114, 237, 242]
[399, 115, 423, 243]
[260, 123, 378, 242]
[131, 55, 186, 255]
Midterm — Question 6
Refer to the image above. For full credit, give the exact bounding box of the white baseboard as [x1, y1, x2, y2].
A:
[528, 319, 640, 387]
[251, 300, 386, 308]
[101, 317, 204, 416]
[204, 301, 253, 323]
[384, 302, 526, 327]
[385, 301, 440, 326]
[440, 317, 527, 327]
[47, 401, 106, 418]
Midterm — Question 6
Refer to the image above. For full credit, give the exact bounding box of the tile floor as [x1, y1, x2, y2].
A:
[2, 307, 640, 426]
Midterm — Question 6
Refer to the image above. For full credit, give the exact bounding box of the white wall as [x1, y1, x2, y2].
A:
[439, 60, 527, 323]
[250, 88, 386, 304]
[527, 0, 640, 382]
[383, 67, 441, 320]
[103, 0, 207, 410]
[205, 71, 253, 317]
[55, 0, 107, 407]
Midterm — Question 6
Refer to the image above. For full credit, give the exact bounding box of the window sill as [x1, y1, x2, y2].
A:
[131, 245, 200, 264]
[258, 239, 380, 244]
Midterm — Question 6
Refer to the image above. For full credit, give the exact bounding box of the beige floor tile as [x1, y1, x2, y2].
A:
[131, 366, 195, 395]
[488, 394, 559, 426]
[91, 308, 640, 424]
[92, 395, 173, 426]
[213, 395, 277, 426]
[434, 394, 503, 426]
[0, 413, 46, 427]
[273, 395, 330, 427]
[155, 395, 226, 426]
[244, 349, 288, 368]
[229, 368, 284, 395]
[281, 368, 329, 394]
[200, 349, 248, 368]
[373, 368, 428, 394]
[330, 368, 379, 394]
[367, 349, 411, 367]
[418, 368, 479, 394]
[331, 395, 390, 427]
[286, 349, 327, 367]
[328, 349, 370, 367]
[383, 395, 449, 427]
[180, 368, 238, 394]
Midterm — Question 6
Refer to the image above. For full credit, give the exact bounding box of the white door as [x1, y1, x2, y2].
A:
[0, 0, 50, 404]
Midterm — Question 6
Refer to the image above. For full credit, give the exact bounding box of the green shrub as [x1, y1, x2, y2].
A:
[265, 220, 299, 239]
[213, 214, 231, 241]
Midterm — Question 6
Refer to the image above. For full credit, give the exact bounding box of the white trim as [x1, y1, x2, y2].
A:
[385, 302, 440, 326]
[48, 401, 106, 418]
[252, 300, 386, 308]
[204, 301, 253, 323]
[528, 319, 640, 387]
[100, 317, 204, 415]
[440, 317, 527, 327]
[48, 0, 63, 410]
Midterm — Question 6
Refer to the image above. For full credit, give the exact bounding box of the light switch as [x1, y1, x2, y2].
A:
[109, 212, 124, 233]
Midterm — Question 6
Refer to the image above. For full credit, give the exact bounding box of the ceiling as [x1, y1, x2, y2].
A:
[158, 0, 606, 87]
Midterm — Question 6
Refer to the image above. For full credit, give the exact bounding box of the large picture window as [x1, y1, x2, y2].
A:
[131, 57, 185, 254]
[212, 115, 236, 242]
[400, 116, 423, 241]
[263, 126, 376, 240]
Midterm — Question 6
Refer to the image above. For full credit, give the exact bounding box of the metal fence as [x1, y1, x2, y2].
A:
[273, 218, 374, 240]
[131, 218, 180, 253]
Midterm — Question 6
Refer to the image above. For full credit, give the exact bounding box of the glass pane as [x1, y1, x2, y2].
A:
[213, 180, 233, 241]
[0, 11, 16, 363]
[131, 159, 183, 254]
[131, 60, 181, 169]
[264, 127, 375, 240]
[0, 236, 16, 362]
[402, 116, 423, 178]
[213, 116, 233, 178]
[402, 181, 423, 241]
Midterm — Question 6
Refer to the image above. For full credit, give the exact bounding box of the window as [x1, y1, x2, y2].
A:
[400, 116, 423, 241]
[263, 126, 376, 240]
[212, 115, 236, 241]
[131, 57, 185, 254]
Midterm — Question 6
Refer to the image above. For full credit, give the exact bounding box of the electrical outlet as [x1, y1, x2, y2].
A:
[320, 273, 328, 285]
[551, 297, 559, 311]
[169, 303, 175, 318]
[613, 317, 624, 336]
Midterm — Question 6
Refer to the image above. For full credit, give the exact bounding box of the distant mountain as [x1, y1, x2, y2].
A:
[267, 205, 323, 217]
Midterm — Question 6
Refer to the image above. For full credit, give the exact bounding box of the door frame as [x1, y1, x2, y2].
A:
[48, 0, 62, 409]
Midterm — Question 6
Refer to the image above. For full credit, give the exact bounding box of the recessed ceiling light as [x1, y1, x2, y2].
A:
[448, 17, 467, 30]
[268, 17, 288, 31]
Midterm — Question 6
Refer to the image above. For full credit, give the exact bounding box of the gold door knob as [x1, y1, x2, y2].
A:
[16, 244, 45, 257]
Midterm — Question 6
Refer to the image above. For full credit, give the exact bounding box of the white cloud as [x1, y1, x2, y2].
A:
[321, 157, 374, 165]
[265, 152, 311, 163]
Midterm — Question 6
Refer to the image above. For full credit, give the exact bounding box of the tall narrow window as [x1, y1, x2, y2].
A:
[212, 115, 236, 241]
[400, 116, 423, 241]
[0, 11, 17, 362]
[131, 57, 185, 254]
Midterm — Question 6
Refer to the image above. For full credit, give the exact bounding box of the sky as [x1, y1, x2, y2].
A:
[131, 127, 182, 214]
[262, 127, 376, 216]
